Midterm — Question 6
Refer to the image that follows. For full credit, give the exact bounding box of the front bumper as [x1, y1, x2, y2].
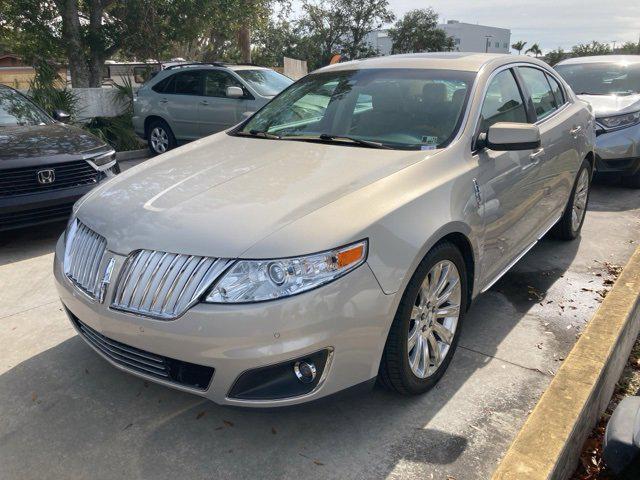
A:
[54, 235, 395, 407]
[595, 123, 640, 175]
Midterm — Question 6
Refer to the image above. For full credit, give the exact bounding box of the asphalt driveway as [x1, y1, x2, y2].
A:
[1, 177, 639, 480]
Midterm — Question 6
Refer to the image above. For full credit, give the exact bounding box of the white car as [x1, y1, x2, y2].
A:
[55, 53, 595, 407]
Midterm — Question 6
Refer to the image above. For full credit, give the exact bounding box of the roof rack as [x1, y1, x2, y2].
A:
[164, 62, 227, 70]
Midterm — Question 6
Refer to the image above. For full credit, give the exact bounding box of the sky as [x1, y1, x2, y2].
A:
[388, 0, 640, 52]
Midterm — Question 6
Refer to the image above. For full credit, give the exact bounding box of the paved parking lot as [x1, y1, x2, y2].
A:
[1, 176, 639, 480]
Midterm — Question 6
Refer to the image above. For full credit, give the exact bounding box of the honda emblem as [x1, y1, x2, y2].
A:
[36, 169, 56, 185]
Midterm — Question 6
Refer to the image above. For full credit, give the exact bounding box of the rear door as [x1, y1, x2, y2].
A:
[516, 66, 581, 224]
[473, 68, 546, 284]
[198, 69, 247, 136]
[162, 70, 203, 140]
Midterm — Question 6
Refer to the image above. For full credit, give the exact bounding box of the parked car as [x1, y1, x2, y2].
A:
[132, 62, 293, 155]
[55, 53, 594, 407]
[555, 55, 640, 187]
[0, 84, 119, 231]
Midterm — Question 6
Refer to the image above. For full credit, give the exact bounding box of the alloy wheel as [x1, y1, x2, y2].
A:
[150, 127, 169, 153]
[571, 168, 589, 232]
[407, 260, 461, 379]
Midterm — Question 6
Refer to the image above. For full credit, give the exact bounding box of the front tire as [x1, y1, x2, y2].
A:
[553, 159, 591, 240]
[147, 119, 176, 155]
[378, 242, 468, 395]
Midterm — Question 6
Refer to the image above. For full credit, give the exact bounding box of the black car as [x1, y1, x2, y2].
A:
[0, 85, 119, 231]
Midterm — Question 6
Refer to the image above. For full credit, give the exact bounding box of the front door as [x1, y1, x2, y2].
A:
[198, 70, 246, 136]
[473, 68, 545, 285]
[163, 70, 203, 140]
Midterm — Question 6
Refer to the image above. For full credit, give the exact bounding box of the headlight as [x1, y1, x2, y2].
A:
[86, 149, 116, 170]
[205, 240, 368, 303]
[597, 110, 640, 131]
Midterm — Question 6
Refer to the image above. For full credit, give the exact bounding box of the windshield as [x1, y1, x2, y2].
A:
[237, 68, 475, 150]
[555, 62, 640, 96]
[235, 69, 293, 96]
[0, 88, 51, 127]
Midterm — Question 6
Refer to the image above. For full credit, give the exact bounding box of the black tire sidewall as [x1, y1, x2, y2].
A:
[389, 243, 468, 394]
[567, 160, 592, 238]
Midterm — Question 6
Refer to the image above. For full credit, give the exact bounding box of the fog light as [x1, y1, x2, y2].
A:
[294, 361, 317, 383]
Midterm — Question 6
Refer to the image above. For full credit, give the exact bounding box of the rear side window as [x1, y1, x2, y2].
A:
[174, 71, 202, 96]
[546, 74, 565, 106]
[518, 67, 558, 120]
[152, 74, 175, 93]
[479, 69, 527, 134]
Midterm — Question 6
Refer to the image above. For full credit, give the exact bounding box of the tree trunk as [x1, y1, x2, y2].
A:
[87, 0, 105, 87]
[238, 26, 251, 63]
[57, 0, 89, 87]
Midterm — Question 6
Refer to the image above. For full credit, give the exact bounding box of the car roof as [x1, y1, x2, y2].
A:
[556, 55, 640, 66]
[163, 63, 272, 72]
[315, 52, 550, 73]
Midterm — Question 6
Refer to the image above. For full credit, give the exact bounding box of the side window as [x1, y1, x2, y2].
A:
[546, 74, 566, 106]
[152, 74, 174, 93]
[518, 67, 558, 120]
[479, 69, 528, 134]
[173, 71, 202, 96]
[204, 70, 244, 98]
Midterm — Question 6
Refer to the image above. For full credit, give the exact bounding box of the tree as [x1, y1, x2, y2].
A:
[571, 41, 611, 57]
[615, 41, 640, 54]
[0, 0, 209, 87]
[388, 8, 454, 54]
[525, 43, 542, 57]
[544, 48, 566, 66]
[511, 40, 527, 55]
[298, 0, 349, 67]
[337, 0, 394, 60]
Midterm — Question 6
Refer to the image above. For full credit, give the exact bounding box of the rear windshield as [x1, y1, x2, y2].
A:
[234, 69, 293, 96]
[555, 62, 640, 95]
[0, 89, 51, 126]
[238, 68, 475, 150]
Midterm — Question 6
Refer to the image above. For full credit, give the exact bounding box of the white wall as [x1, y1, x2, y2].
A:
[438, 21, 511, 54]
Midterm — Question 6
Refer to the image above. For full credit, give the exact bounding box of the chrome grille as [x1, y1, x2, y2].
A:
[63, 220, 108, 299]
[112, 250, 231, 319]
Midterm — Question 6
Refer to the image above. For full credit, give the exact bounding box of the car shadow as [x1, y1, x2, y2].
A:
[0, 233, 581, 479]
[0, 221, 64, 267]
[588, 175, 640, 212]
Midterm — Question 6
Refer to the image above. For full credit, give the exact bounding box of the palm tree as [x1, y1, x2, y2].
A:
[525, 43, 542, 57]
[511, 40, 527, 55]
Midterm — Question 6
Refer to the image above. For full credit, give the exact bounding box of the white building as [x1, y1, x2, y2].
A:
[438, 20, 511, 54]
[364, 30, 393, 56]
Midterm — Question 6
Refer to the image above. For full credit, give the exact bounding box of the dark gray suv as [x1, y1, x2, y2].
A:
[132, 63, 293, 155]
[0, 85, 119, 231]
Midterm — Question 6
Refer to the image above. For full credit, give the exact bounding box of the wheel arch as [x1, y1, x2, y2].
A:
[144, 115, 169, 139]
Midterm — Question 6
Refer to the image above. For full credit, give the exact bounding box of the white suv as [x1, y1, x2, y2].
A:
[133, 63, 293, 155]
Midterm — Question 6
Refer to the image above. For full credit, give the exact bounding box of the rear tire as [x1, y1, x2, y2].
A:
[552, 159, 591, 241]
[147, 119, 176, 156]
[378, 242, 468, 395]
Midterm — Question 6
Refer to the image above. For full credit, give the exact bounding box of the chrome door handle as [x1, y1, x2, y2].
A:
[159, 99, 168, 104]
[200, 100, 209, 105]
[570, 125, 582, 136]
[529, 148, 545, 162]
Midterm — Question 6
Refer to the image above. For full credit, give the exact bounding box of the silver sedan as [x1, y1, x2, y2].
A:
[55, 53, 595, 407]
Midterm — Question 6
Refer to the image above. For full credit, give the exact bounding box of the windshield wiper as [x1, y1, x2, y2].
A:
[234, 129, 281, 139]
[283, 133, 391, 149]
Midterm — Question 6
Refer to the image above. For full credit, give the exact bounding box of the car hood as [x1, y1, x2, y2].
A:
[77, 133, 431, 258]
[0, 123, 107, 166]
[577, 93, 640, 117]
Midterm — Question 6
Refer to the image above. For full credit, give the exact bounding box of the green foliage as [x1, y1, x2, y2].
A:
[511, 41, 527, 54]
[615, 41, 640, 54]
[525, 43, 542, 57]
[83, 114, 142, 152]
[388, 9, 453, 55]
[571, 41, 612, 57]
[544, 48, 567, 66]
[27, 61, 79, 118]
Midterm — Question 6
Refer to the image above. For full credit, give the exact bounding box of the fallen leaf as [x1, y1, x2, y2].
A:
[313, 460, 324, 466]
[223, 420, 234, 427]
[196, 411, 206, 420]
[271, 427, 277, 435]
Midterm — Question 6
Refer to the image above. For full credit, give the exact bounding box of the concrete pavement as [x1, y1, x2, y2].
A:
[1, 178, 639, 480]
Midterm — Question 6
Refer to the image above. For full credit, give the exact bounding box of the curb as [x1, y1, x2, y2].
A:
[116, 148, 148, 162]
[492, 246, 640, 480]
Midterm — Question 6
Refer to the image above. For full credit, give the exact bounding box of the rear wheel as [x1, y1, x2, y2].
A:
[552, 159, 591, 240]
[378, 242, 468, 395]
[147, 119, 176, 155]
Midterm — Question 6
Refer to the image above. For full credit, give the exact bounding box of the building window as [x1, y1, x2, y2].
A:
[495, 41, 499, 48]
[454, 38, 461, 45]
[504, 42, 508, 48]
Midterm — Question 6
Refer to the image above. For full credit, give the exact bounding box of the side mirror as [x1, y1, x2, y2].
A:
[226, 86, 244, 98]
[480, 122, 541, 151]
[53, 110, 71, 123]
